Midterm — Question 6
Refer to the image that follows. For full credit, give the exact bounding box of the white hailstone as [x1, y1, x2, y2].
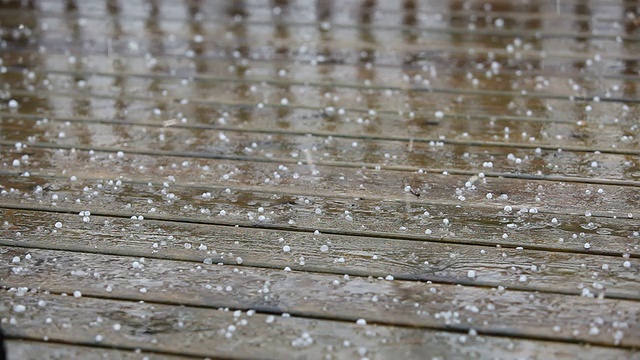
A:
[73, 290, 82, 298]
[8, 99, 19, 109]
[320, 245, 329, 252]
[623, 261, 631, 268]
[356, 319, 367, 325]
[54, 221, 63, 229]
[283, 245, 291, 252]
[584, 243, 591, 250]
[236, 257, 243, 265]
[518, 275, 528, 282]
[385, 275, 394, 281]
[503, 205, 512, 213]
[467, 270, 476, 278]
[13, 304, 26, 313]
[434, 111, 444, 119]
[12, 159, 20, 167]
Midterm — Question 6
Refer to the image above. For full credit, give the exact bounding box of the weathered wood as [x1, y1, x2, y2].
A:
[4, 57, 636, 104]
[3, 97, 639, 154]
[1, 0, 638, 357]
[5, 71, 639, 123]
[3, 3, 639, 43]
[15, 0, 640, 38]
[5, 340, 188, 360]
[3, 50, 639, 100]
[2, 145, 639, 212]
[1, 111, 639, 181]
[1, 208, 638, 299]
[3, 291, 636, 360]
[1, 173, 639, 257]
[1, 247, 639, 349]
[4, 43, 639, 84]
[2, 20, 638, 65]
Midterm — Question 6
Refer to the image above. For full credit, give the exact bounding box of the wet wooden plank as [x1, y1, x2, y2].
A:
[2, 53, 636, 103]
[2, 13, 638, 65]
[5, 0, 640, 41]
[23, 0, 640, 36]
[5, 340, 186, 360]
[4, 40, 639, 85]
[3, 93, 639, 153]
[1, 0, 639, 357]
[1, 112, 639, 182]
[3, 291, 636, 360]
[1, 172, 639, 257]
[4, 69, 638, 121]
[2, 61, 638, 112]
[1, 208, 639, 299]
[3, 50, 639, 99]
[2, 247, 639, 349]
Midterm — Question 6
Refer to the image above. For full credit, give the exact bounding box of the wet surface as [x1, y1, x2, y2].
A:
[0, 0, 639, 358]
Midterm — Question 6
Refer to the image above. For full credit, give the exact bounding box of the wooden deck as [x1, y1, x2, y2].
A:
[1, 0, 639, 358]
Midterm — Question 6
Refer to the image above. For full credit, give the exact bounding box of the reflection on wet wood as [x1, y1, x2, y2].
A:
[0, 0, 639, 358]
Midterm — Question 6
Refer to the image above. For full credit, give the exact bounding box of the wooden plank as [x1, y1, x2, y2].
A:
[7, 0, 640, 40]
[3, 292, 636, 360]
[3, 52, 635, 101]
[5, 340, 189, 360]
[1, 141, 639, 219]
[1, 207, 638, 299]
[1, 171, 639, 257]
[2, 110, 639, 180]
[4, 41, 639, 84]
[26, 0, 640, 28]
[1, 247, 639, 349]
[3, 48, 639, 96]
[1, 15, 637, 63]
[5, 71, 638, 123]
[2, 61, 637, 111]
[4, 92, 638, 149]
